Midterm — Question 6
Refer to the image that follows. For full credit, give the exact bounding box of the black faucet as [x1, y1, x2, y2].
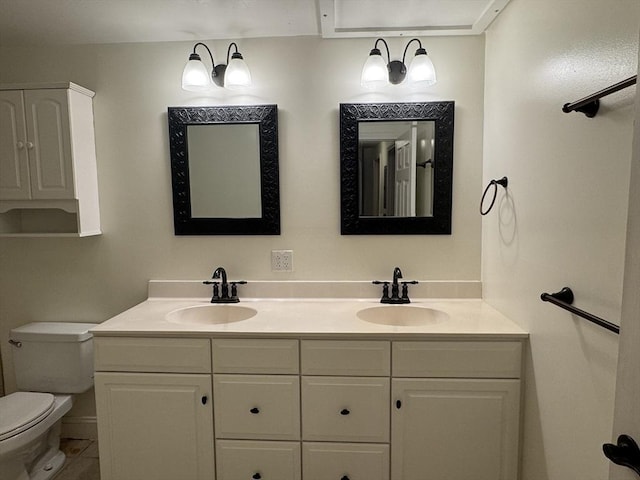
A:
[203, 267, 247, 303]
[373, 267, 418, 304]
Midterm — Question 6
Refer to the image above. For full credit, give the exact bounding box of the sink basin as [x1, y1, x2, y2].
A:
[357, 305, 448, 326]
[166, 304, 257, 325]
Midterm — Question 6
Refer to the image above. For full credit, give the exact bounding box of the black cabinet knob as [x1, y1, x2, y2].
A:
[201, 396, 208, 405]
[252, 473, 262, 480]
[250, 407, 260, 414]
[340, 408, 350, 415]
[396, 400, 402, 409]
[341, 476, 350, 480]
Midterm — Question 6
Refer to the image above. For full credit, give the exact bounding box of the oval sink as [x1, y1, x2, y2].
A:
[357, 305, 448, 326]
[166, 304, 257, 325]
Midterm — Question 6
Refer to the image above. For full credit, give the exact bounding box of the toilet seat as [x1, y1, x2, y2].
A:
[0, 392, 55, 441]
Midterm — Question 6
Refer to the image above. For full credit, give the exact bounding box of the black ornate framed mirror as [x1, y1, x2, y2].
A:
[340, 102, 454, 234]
[168, 104, 280, 235]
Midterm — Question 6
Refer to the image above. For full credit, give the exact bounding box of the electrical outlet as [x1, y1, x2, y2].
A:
[271, 250, 293, 272]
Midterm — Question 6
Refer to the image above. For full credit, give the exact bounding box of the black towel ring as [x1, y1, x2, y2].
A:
[480, 177, 508, 215]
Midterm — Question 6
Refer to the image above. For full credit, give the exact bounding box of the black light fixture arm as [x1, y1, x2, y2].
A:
[401, 38, 423, 65]
[372, 38, 391, 64]
[191, 42, 217, 75]
[226, 42, 240, 63]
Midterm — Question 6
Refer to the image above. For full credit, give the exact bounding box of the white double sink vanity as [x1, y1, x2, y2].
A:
[92, 281, 527, 480]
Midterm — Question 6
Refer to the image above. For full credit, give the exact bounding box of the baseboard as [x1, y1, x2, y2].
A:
[61, 416, 98, 440]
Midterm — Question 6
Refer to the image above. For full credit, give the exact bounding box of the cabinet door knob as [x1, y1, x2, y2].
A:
[396, 400, 402, 409]
[252, 473, 261, 479]
[201, 396, 208, 405]
[16, 141, 25, 149]
[26, 141, 34, 149]
[341, 476, 350, 480]
[340, 408, 350, 415]
[250, 407, 260, 414]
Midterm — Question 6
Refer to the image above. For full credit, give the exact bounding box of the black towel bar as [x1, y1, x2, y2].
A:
[562, 75, 637, 118]
[540, 287, 620, 334]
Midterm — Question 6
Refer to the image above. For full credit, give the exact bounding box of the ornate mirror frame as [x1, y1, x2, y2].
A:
[340, 101, 455, 235]
[168, 104, 280, 235]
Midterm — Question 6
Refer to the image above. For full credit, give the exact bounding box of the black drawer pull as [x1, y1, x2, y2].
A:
[252, 473, 262, 480]
[340, 408, 350, 415]
[341, 476, 350, 480]
[250, 407, 260, 414]
[396, 400, 402, 409]
[201, 396, 208, 405]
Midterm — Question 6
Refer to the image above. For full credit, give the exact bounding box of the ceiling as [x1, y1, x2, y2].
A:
[0, 0, 511, 46]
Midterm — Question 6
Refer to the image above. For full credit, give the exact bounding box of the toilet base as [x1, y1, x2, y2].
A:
[30, 448, 66, 480]
[0, 395, 72, 480]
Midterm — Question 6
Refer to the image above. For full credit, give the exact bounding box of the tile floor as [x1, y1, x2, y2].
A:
[56, 438, 100, 480]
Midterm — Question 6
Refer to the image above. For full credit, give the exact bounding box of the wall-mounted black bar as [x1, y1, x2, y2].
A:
[540, 287, 620, 334]
[562, 75, 637, 118]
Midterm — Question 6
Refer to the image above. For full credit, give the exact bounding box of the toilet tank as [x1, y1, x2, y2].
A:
[10, 322, 99, 394]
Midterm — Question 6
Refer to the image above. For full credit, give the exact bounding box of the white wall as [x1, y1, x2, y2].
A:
[0, 36, 485, 397]
[482, 1, 639, 479]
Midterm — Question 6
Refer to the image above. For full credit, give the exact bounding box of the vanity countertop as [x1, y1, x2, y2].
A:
[91, 297, 527, 340]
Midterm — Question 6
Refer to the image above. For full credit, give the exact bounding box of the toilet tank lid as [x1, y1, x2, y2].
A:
[10, 322, 100, 342]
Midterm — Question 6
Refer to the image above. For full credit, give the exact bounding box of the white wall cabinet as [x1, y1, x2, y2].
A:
[0, 83, 100, 236]
[94, 336, 522, 480]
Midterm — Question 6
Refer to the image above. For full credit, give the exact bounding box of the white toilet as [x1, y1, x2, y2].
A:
[0, 322, 98, 480]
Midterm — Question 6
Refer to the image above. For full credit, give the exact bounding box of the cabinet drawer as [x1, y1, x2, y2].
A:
[301, 376, 389, 442]
[94, 337, 211, 373]
[216, 440, 301, 480]
[392, 341, 522, 378]
[303, 442, 389, 480]
[214, 374, 300, 440]
[212, 339, 299, 374]
[301, 340, 390, 376]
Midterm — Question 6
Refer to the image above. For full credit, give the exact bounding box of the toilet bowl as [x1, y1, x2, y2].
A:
[0, 322, 98, 480]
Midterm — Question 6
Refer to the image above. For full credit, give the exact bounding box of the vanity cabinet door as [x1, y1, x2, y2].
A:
[95, 372, 214, 480]
[391, 378, 520, 480]
[214, 374, 300, 440]
[216, 440, 301, 480]
[303, 442, 389, 480]
[301, 376, 389, 443]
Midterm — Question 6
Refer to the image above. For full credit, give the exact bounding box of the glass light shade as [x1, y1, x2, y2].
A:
[361, 53, 389, 88]
[181, 58, 212, 91]
[407, 53, 436, 87]
[224, 57, 252, 89]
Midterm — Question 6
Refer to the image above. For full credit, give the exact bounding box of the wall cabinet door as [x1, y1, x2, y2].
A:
[0, 90, 30, 199]
[23, 89, 75, 199]
[392, 378, 520, 480]
[0, 89, 74, 200]
[95, 372, 215, 480]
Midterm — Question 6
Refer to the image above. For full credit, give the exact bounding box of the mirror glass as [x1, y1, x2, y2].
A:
[168, 105, 280, 235]
[358, 120, 435, 218]
[187, 124, 261, 218]
[340, 102, 454, 235]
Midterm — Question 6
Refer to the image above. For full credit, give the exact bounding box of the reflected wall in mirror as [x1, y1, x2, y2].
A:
[168, 104, 280, 235]
[340, 102, 454, 234]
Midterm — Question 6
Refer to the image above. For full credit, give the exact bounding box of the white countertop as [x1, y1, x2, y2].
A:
[91, 297, 528, 340]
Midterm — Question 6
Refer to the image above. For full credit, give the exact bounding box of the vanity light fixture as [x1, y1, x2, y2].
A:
[361, 38, 436, 89]
[181, 42, 251, 91]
